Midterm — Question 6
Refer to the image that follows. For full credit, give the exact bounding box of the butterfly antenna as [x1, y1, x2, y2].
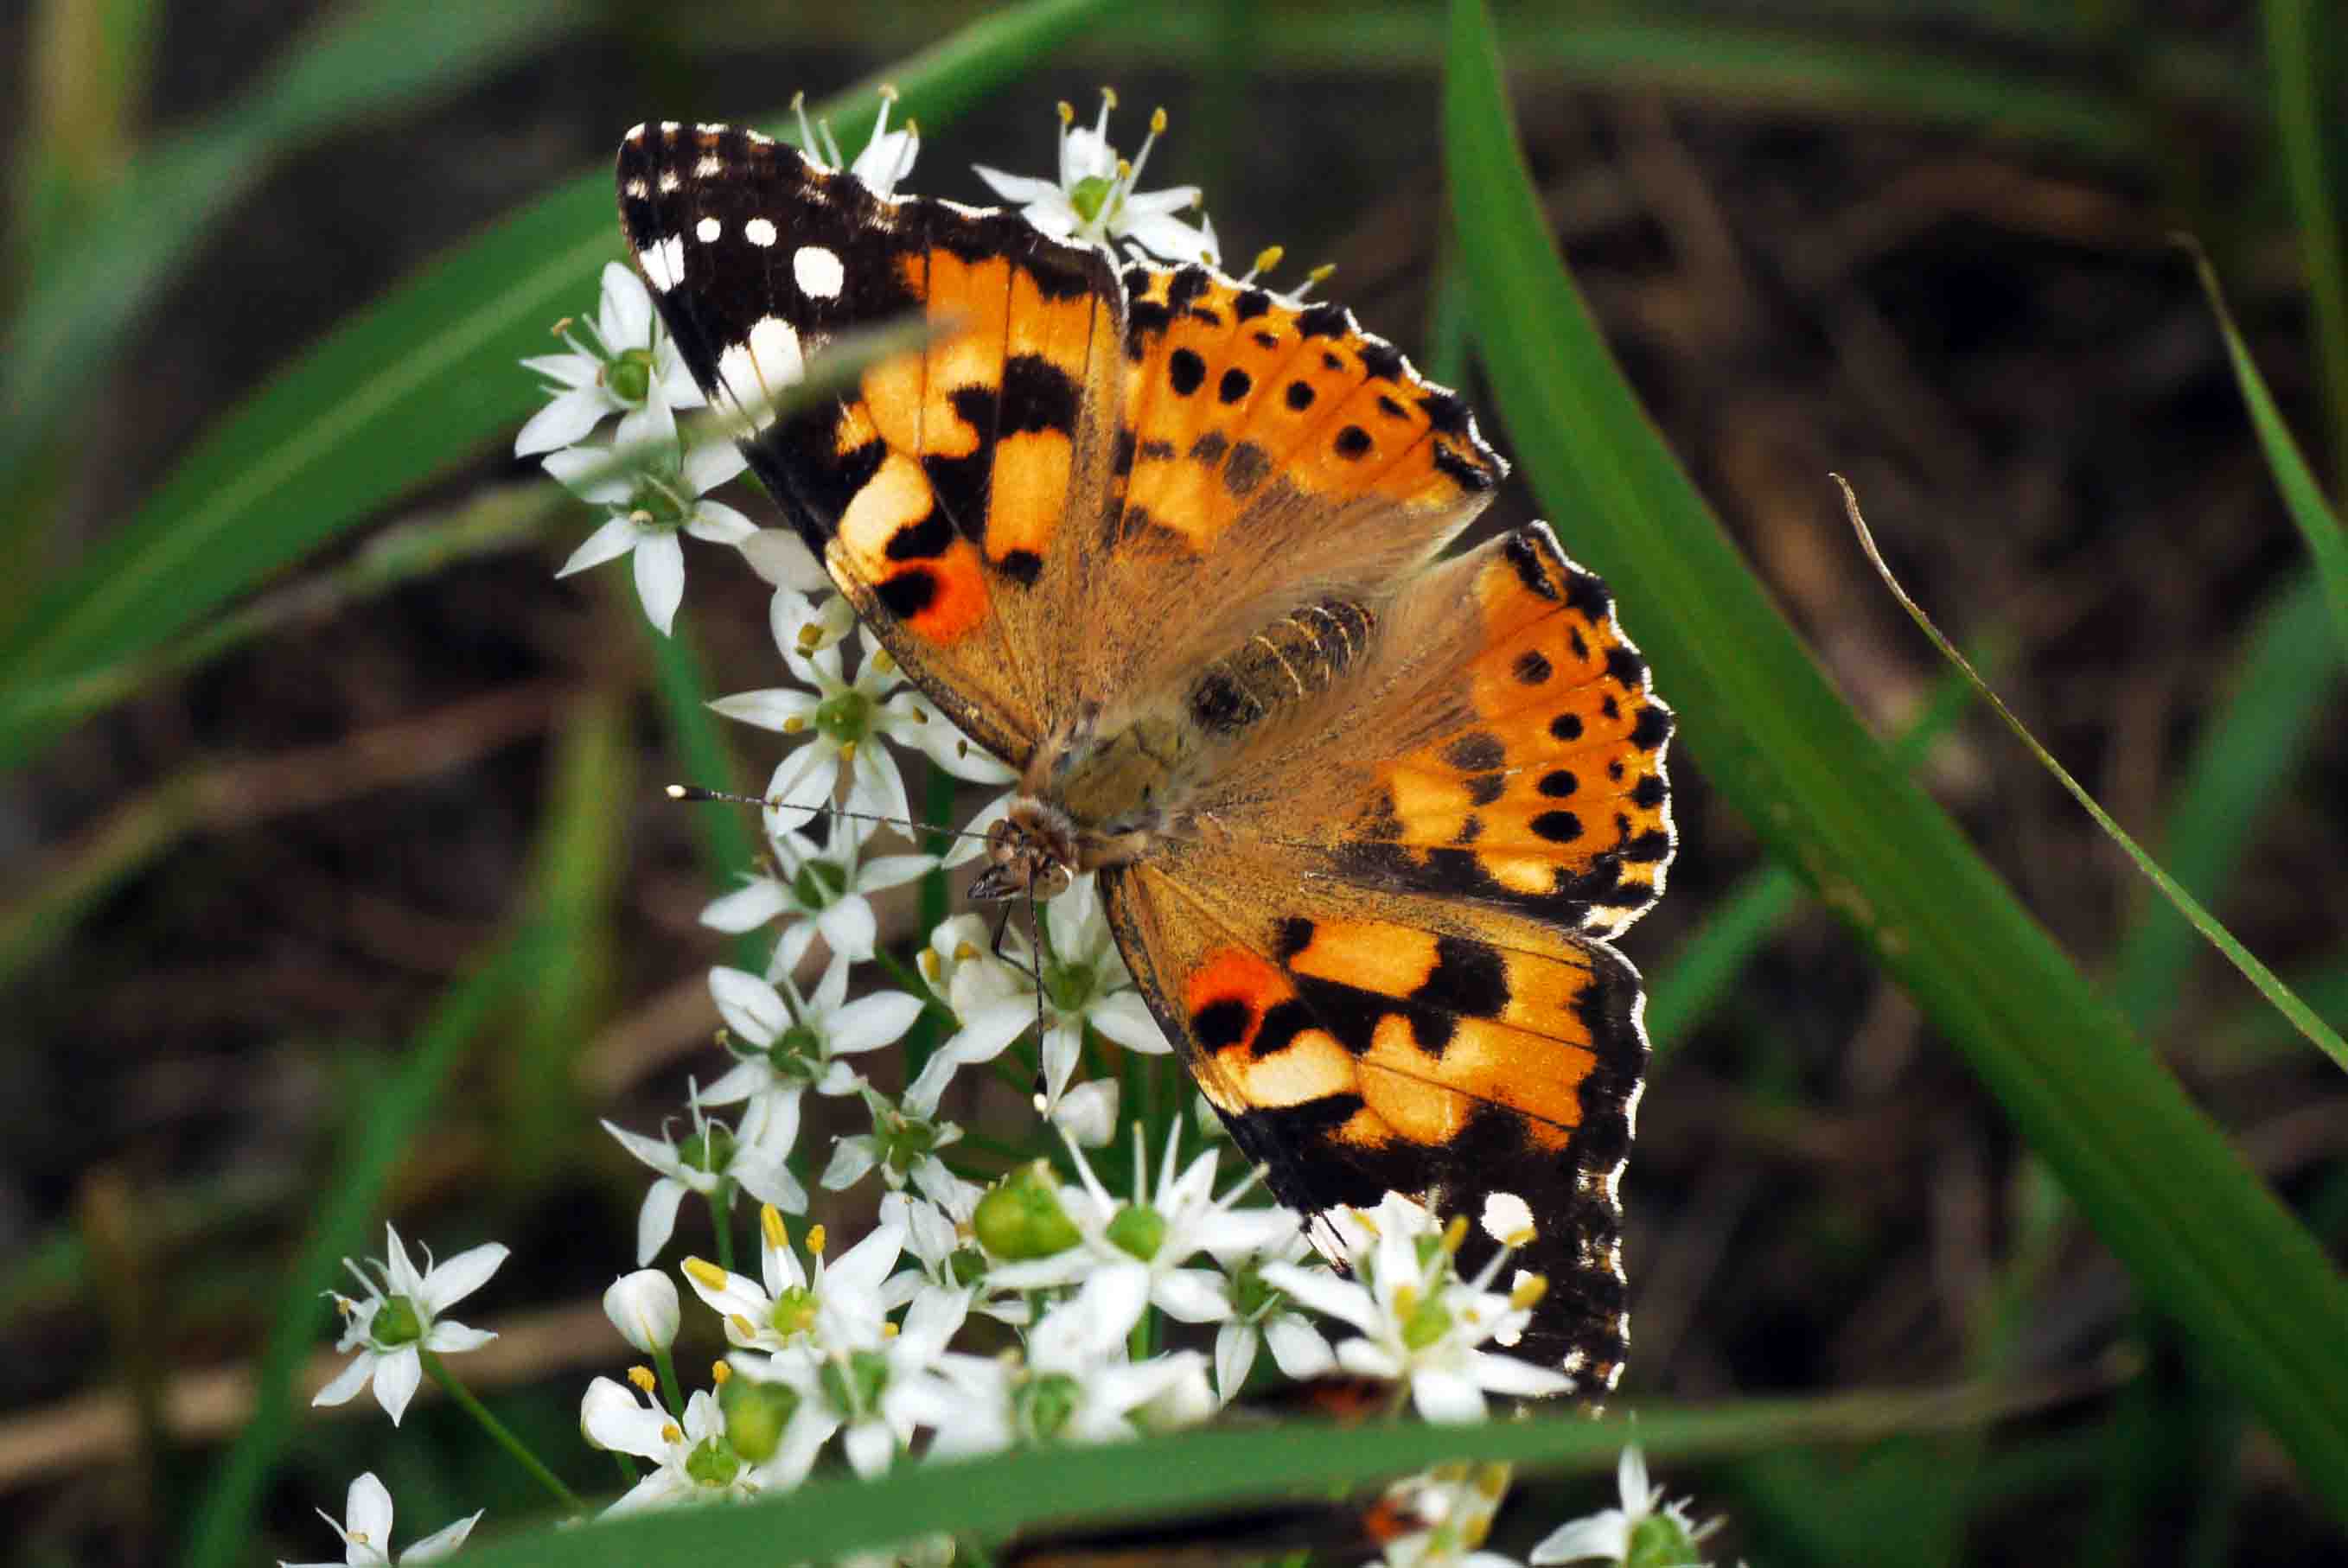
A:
[1027, 884, 1049, 1113]
[664, 784, 992, 843]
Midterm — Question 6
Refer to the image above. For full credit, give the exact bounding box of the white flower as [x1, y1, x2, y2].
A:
[701, 955, 923, 1124]
[731, 1284, 970, 1483]
[604, 1270, 680, 1354]
[711, 621, 1011, 841]
[604, 1082, 807, 1265]
[582, 1375, 759, 1514]
[544, 397, 756, 635]
[822, 1086, 966, 1201]
[1529, 1446, 1723, 1565]
[914, 1272, 1209, 1456]
[1263, 1192, 1572, 1423]
[312, 1226, 506, 1426]
[988, 1124, 1295, 1342]
[974, 92, 1215, 263]
[279, 1470, 482, 1567]
[742, 535, 833, 596]
[699, 813, 935, 975]
[877, 1184, 1026, 1329]
[515, 260, 705, 457]
[797, 86, 921, 199]
[1050, 1076, 1120, 1148]
[903, 873, 1169, 1118]
[1376, 1464, 1521, 1568]
[682, 1206, 903, 1355]
[1213, 1228, 1337, 1405]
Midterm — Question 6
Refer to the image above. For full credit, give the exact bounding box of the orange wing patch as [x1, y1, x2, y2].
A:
[1110, 265, 1503, 553]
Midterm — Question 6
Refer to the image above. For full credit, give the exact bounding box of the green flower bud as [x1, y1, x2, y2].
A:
[369, 1295, 425, 1348]
[1105, 1202, 1168, 1262]
[683, 1432, 742, 1488]
[973, 1161, 1081, 1259]
[718, 1376, 798, 1464]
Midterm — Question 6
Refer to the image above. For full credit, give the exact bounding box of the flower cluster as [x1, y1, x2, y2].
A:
[284, 91, 1737, 1568]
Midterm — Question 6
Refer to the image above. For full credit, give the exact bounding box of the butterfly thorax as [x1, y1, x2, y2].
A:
[966, 723, 1187, 903]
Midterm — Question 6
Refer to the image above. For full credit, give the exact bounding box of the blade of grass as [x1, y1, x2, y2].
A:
[2187, 241, 2348, 655]
[1646, 654, 1989, 1055]
[0, 0, 1110, 769]
[179, 927, 552, 1568]
[1840, 477, 2348, 1074]
[450, 1380, 2102, 1567]
[2111, 573, 2343, 1036]
[1445, 0, 2348, 1515]
[0, 0, 584, 497]
[2258, 0, 2348, 483]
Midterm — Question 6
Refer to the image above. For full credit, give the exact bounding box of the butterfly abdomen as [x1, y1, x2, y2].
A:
[1186, 596, 1377, 737]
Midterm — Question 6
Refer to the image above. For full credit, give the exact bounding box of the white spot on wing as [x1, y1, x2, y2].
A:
[696, 215, 721, 243]
[658, 170, 680, 194]
[1481, 1190, 1536, 1246]
[794, 245, 845, 300]
[695, 154, 721, 178]
[744, 217, 778, 247]
[622, 177, 648, 200]
[640, 234, 686, 292]
[713, 316, 805, 431]
[623, 123, 647, 143]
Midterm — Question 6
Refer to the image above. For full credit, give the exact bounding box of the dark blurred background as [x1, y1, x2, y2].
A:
[3, 2, 2345, 1564]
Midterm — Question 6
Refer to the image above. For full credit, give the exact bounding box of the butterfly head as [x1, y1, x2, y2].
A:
[967, 797, 1078, 903]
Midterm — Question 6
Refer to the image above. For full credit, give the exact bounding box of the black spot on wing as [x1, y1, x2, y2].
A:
[1000, 354, 1079, 436]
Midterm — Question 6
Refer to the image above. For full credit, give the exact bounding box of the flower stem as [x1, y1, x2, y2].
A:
[652, 1342, 686, 1415]
[421, 1349, 583, 1509]
[709, 1180, 737, 1273]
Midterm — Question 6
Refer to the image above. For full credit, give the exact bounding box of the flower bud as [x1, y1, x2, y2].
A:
[603, 1269, 680, 1353]
[973, 1160, 1081, 1259]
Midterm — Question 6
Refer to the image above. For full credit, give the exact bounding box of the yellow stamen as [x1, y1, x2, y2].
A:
[762, 1205, 789, 1252]
[729, 1312, 757, 1338]
[628, 1364, 658, 1393]
[883, 1320, 901, 1339]
[1252, 245, 1285, 276]
[782, 716, 806, 734]
[660, 1421, 682, 1444]
[1306, 262, 1337, 285]
[711, 1360, 731, 1384]
[806, 1223, 828, 1256]
[550, 316, 573, 337]
[1150, 106, 1167, 134]
[1440, 1214, 1470, 1254]
[877, 83, 899, 103]
[1509, 1272, 1549, 1311]
[1101, 86, 1119, 111]
[838, 740, 857, 764]
[682, 1256, 730, 1291]
[1056, 100, 1075, 125]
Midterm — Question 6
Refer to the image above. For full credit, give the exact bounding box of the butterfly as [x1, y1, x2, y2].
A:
[615, 120, 1675, 1396]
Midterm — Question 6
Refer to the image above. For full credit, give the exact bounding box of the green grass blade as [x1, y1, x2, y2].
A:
[448, 1383, 2087, 1566]
[1839, 480, 2348, 1074]
[0, 0, 1109, 769]
[2258, 0, 2348, 483]
[0, 0, 583, 494]
[2188, 243, 2348, 657]
[2113, 574, 2344, 1035]
[179, 930, 550, 1568]
[1646, 658, 1987, 1055]
[1444, 0, 2348, 1516]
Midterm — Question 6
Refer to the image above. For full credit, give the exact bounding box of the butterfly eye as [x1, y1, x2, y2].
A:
[1032, 861, 1074, 901]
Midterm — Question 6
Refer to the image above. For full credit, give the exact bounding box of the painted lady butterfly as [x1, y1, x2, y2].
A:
[616, 120, 1675, 1395]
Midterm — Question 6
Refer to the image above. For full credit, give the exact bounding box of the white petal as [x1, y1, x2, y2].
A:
[1260, 1262, 1382, 1335]
[581, 1381, 673, 1460]
[544, 444, 634, 507]
[603, 1120, 686, 1178]
[421, 1321, 496, 1354]
[520, 350, 602, 390]
[707, 686, 819, 733]
[1265, 1314, 1337, 1380]
[743, 530, 831, 591]
[1051, 1078, 1120, 1147]
[854, 852, 935, 893]
[636, 1177, 688, 1265]
[399, 1509, 483, 1564]
[417, 1242, 507, 1315]
[311, 1351, 376, 1409]
[633, 529, 686, 634]
[1214, 1323, 1258, 1405]
[1617, 1444, 1650, 1513]
[828, 991, 925, 1054]
[844, 1417, 896, 1478]
[1468, 1348, 1576, 1399]
[654, 340, 706, 408]
[845, 743, 912, 832]
[557, 514, 640, 577]
[1086, 990, 1171, 1054]
[1410, 1367, 1489, 1425]
[598, 260, 655, 348]
[971, 165, 1061, 204]
[814, 893, 878, 965]
[685, 500, 757, 545]
[733, 1151, 810, 1214]
[1335, 1338, 1404, 1381]
[373, 1347, 424, 1425]
[1119, 207, 1215, 263]
[1152, 1268, 1232, 1324]
[1528, 1515, 1633, 1565]
[822, 1138, 878, 1190]
[346, 1471, 395, 1542]
[682, 437, 750, 494]
[711, 966, 789, 1044]
[514, 386, 615, 456]
[614, 388, 676, 456]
